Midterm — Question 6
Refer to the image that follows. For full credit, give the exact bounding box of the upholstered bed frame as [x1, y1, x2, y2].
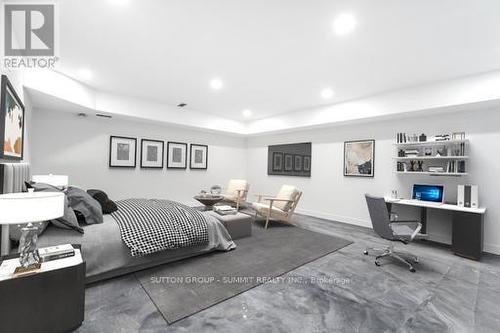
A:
[0, 163, 30, 255]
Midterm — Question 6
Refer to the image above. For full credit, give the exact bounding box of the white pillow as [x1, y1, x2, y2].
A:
[273, 185, 299, 211]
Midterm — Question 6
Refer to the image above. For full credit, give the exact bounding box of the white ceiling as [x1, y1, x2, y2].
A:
[55, 0, 500, 121]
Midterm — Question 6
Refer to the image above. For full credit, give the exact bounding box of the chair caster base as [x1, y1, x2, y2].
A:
[409, 267, 416, 273]
[375, 261, 381, 266]
[363, 251, 369, 255]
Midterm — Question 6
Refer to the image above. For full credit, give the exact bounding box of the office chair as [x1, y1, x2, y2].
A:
[364, 194, 427, 272]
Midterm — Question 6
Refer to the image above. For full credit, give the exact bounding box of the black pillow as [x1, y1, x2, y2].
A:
[87, 189, 118, 214]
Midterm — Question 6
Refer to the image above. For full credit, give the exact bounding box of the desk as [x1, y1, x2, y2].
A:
[386, 198, 486, 260]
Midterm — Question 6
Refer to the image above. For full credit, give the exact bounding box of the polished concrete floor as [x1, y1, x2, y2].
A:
[76, 215, 500, 332]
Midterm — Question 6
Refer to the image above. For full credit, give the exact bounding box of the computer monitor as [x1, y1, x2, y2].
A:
[412, 184, 445, 203]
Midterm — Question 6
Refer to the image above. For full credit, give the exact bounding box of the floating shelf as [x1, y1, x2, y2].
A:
[394, 139, 469, 147]
[395, 171, 468, 177]
[393, 156, 469, 161]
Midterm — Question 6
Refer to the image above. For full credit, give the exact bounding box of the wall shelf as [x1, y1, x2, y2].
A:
[393, 156, 469, 161]
[395, 171, 468, 177]
[394, 139, 469, 147]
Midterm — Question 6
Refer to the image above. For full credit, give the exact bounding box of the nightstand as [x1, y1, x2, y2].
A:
[0, 245, 85, 333]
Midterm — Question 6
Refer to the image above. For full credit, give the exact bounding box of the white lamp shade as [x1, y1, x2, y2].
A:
[0, 192, 65, 224]
[32, 175, 69, 187]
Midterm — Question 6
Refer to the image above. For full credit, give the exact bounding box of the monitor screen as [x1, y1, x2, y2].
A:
[412, 184, 444, 203]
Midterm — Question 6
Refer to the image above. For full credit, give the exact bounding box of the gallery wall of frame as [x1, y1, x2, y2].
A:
[0, 75, 25, 161]
[109, 136, 208, 170]
[268, 142, 311, 177]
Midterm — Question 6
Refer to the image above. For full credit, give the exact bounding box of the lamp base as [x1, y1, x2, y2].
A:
[18, 223, 41, 268]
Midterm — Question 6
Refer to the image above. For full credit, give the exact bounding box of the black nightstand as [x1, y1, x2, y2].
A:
[0, 245, 85, 333]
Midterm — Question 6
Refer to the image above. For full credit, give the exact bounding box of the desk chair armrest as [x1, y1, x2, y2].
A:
[391, 220, 421, 224]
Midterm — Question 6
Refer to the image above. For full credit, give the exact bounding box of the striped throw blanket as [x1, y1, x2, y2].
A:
[111, 199, 209, 257]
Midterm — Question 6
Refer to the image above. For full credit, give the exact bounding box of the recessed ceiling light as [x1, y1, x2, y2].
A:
[242, 109, 252, 118]
[77, 68, 93, 80]
[210, 78, 223, 90]
[320, 88, 335, 99]
[332, 13, 357, 36]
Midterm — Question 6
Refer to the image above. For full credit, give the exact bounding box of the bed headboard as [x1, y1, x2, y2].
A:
[0, 163, 30, 254]
[0, 163, 30, 194]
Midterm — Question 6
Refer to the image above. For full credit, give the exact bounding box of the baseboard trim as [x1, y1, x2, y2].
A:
[295, 208, 500, 256]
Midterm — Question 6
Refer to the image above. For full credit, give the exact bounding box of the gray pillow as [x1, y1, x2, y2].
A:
[25, 182, 84, 234]
[66, 186, 103, 225]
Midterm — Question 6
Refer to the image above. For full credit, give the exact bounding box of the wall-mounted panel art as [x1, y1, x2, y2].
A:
[167, 142, 188, 169]
[141, 139, 164, 168]
[268, 142, 311, 177]
[190, 144, 208, 170]
[344, 140, 375, 177]
[109, 136, 137, 168]
[0, 75, 25, 160]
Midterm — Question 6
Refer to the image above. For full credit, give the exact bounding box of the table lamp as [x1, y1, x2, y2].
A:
[0, 191, 65, 271]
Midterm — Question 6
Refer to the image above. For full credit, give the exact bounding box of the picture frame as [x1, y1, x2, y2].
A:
[190, 144, 208, 170]
[140, 139, 164, 169]
[167, 141, 188, 169]
[0, 75, 25, 160]
[272, 152, 283, 171]
[109, 136, 137, 168]
[344, 140, 375, 177]
[284, 154, 293, 171]
[294, 155, 302, 171]
[303, 155, 311, 172]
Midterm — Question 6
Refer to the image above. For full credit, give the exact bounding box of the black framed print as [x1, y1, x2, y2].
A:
[167, 141, 187, 169]
[109, 136, 137, 168]
[190, 144, 208, 169]
[141, 139, 164, 168]
[303, 155, 311, 172]
[272, 152, 283, 171]
[267, 142, 311, 177]
[294, 155, 303, 171]
[284, 154, 293, 172]
[344, 139, 375, 177]
[0, 75, 25, 160]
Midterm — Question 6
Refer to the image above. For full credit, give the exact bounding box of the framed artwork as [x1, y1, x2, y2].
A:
[190, 144, 208, 170]
[109, 136, 137, 168]
[284, 154, 293, 171]
[140, 139, 164, 168]
[268, 143, 311, 177]
[272, 152, 283, 171]
[0, 75, 25, 160]
[303, 155, 311, 172]
[344, 140, 375, 177]
[167, 142, 188, 169]
[294, 155, 302, 171]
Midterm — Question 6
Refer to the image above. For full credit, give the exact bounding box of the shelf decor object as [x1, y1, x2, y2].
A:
[394, 135, 469, 177]
[0, 191, 65, 271]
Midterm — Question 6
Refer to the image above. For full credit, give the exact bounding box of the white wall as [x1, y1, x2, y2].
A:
[30, 108, 247, 205]
[246, 108, 500, 254]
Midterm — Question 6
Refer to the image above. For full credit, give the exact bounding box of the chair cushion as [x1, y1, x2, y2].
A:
[252, 202, 285, 214]
[273, 185, 299, 211]
[226, 179, 249, 199]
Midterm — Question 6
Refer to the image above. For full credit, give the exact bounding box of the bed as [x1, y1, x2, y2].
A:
[0, 163, 235, 284]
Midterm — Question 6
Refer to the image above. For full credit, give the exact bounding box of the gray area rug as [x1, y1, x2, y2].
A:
[135, 222, 352, 324]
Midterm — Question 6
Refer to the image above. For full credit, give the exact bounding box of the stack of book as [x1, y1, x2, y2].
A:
[404, 150, 419, 158]
[38, 244, 75, 262]
[214, 205, 238, 215]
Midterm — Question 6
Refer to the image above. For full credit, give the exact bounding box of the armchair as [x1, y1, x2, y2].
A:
[252, 185, 302, 229]
[221, 179, 249, 210]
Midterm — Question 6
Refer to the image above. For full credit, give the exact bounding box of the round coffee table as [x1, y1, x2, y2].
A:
[193, 195, 224, 210]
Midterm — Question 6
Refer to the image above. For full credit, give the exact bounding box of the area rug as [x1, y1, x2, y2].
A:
[135, 222, 352, 324]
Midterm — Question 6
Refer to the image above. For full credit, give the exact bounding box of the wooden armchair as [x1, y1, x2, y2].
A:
[252, 185, 303, 229]
[221, 179, 249, 210]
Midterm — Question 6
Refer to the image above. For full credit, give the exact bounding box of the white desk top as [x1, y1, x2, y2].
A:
[0, 249, 83, 281]
[385, 198, 486, 215]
